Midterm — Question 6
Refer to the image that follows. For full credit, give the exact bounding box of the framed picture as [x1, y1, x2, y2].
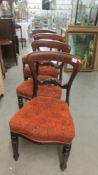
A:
[66, 32, 96, 71]
[74, 0, 98, 25]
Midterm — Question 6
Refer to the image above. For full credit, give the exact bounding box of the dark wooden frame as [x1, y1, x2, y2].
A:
[74, 0, 98, 26]
[23, 40, 70, 80]
[18, 40, 71, 108]
[32, 29, 56, 34]
[0, 18, 18, 70]
[11, 132, 71, 171]
[95, 9, 98, 26]
[23, 33, 68, 81]
[28, 51, 82, 104]
[10, 51, 82, 170]
[33, 33, 66, 42]
[75, 0, 80, 25]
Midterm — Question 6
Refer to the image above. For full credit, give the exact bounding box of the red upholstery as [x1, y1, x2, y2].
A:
[24, 64, 59, 78]
[9, 96, 75, 144]
[16, 75, 61, 99]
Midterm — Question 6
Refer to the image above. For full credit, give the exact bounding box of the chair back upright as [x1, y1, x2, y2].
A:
[28, 51, 82, 104]
[31, 40, 71, 81]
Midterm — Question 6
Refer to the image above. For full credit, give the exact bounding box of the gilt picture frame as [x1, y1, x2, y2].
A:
[65, 32, 96, 71]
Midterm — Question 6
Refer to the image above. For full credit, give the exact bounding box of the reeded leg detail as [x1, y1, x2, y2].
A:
[60, 144, 71, 171]
[17, 96, 23, 108]
[11, 132, 19, 161]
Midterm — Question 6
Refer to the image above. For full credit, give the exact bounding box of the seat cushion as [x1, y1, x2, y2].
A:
[23, 64, 59, 78]
[9, 96, 75, 144]
[16, 76, 61, 99]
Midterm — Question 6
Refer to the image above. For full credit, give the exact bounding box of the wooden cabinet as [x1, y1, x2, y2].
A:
[0, 18, 18, 70]
[0, 64, 4, 96]
[0, 43, 4, 96]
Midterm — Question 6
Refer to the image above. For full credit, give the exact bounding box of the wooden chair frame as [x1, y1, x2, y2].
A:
[33, 33, 66, 42]
[11, 52, 82, 170]
[28, 51, 82, 104]
[18, 40, 71, 108]
[23, 40, 70, 81]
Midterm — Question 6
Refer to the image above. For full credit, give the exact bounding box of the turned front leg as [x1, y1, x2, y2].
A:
[60, 144, 72, 171]
[11, 132, 19, 161]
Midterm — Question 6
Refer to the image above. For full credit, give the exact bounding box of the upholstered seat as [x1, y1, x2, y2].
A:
[23, 64, 59, 78]
[16, 77, 61, 100]
[17, 74, 61, 108]
[9, 52, 82, 171]
[10, 96, 75, 144]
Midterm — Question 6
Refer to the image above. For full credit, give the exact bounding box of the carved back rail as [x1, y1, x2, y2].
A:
[31, 40, 71, 81]
[33, 33, 66, 42]
[27, 51, 82, 104]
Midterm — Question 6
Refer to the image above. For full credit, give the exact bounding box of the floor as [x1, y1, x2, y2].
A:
[0, 41, 98, 175]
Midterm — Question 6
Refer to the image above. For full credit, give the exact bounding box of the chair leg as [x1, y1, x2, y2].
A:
[11, 132, 19, 161]
[17, 96, 23, 108]
[23, 75, 28, 80]
[60, 144, 71, 171]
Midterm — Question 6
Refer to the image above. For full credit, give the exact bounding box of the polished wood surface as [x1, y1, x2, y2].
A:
[0, 64, 4, 96]
[0, 18, 17, 69]
[0, 39, 12, 46]
[0, 39, 12, 76]
[33, 33, 66, 42]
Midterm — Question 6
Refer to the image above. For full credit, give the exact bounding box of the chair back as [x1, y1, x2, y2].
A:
[31, 40, 71, 81]
[33, 33, 66, 42]
[27, 51, 82, 104]
[31, 40, 70, 52]
[32, 29, 56, 35]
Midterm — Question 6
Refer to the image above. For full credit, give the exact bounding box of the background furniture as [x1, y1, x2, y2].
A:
[74, 0, 98, 25]
[0, 18, 17, 70]
[0, 61, 4, 96]
[15, 24, 22, 51]
[0, 39, 12, 77]
[16, 21, 29, 46]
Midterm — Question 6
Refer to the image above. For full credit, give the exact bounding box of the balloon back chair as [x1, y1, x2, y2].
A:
[31, 40, 70, 82]
[23, 35, 68, 81]
[9, 51, 82, 171]
[17, 40, 71, 108]
[33, 33, 66, 42]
